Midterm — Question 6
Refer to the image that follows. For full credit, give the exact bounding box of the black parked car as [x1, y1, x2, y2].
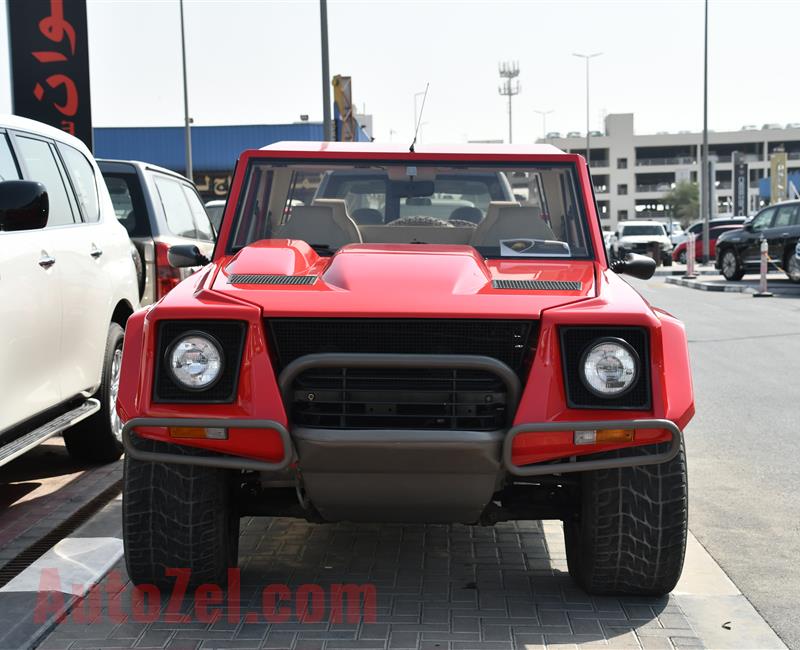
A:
[715, 201, 800, 283]
[99, 160, 216, 305]
[684, 216, 747, 238]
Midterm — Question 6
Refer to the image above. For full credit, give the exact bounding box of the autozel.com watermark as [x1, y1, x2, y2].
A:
[35, 568, 377, 625]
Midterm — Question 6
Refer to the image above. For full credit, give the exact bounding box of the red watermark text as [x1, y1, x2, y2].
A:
[35, 568, 376, 625]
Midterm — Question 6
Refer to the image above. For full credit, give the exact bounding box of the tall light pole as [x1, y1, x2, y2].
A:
[320, 0, 332, 141]
[701, 0, 710, 262]
[498, 62, 520, 144]
[573, 52, 602, 166]
[179, 0, 192, 179]
[534, 109, 553, 140]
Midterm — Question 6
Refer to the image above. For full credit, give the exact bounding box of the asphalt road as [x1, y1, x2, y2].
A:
[627, 275, 800, 648]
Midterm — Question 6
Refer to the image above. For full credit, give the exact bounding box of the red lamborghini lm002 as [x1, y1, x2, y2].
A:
[117, 142, 694, 596]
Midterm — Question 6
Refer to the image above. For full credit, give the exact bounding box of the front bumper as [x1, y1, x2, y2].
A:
[121, 416, 682, 477]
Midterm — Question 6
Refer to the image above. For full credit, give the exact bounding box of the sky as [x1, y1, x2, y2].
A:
[1, 0, 799, 145]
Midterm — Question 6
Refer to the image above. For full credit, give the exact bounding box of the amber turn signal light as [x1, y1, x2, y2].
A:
[168, 427, 227, 440]
[573, 429, 634, 445]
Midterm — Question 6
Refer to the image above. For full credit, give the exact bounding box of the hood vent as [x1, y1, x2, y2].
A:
[228, 274, 317, 285]
[492, 279, 581, 291]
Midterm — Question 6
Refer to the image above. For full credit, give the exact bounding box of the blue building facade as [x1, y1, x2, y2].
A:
[93, 122, 369, 198]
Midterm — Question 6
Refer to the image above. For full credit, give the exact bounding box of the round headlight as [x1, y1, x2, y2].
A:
[580, 338, 639, 397]
[168, 333, 224, 390]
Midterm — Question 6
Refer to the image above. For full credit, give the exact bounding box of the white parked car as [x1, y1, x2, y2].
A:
[0, 115, 139, 465]
[665, 221, 685, 246]
[204, 198, 225, 232]
[612, 220, 673, 266]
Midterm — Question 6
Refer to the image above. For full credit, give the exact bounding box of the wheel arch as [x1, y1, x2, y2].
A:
[111, 300, 135, 329]
[783, 240, 799, 268]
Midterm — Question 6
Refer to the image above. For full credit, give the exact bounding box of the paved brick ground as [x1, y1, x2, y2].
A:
[0, 440, 121, 571]
[38, 517, 706, 650]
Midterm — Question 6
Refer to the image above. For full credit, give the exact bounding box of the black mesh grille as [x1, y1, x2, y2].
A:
[228, 274, 317, 285]
[622, 242, 654, 254]
[560, 326, 651, 410]
[291, 367, 506, 430]
[492, 279, 582, 291]
[267, 319, 537, 380]
[154, 321, 246, 403]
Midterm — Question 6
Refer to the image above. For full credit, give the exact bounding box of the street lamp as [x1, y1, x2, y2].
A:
[701, 0, 710, 263]
[179, 0, 192, 179]
[572, 52, 602, 166]
[320, 0, 332, 141]
[498, 61, 521, 144]
[534, 109, 553, 140]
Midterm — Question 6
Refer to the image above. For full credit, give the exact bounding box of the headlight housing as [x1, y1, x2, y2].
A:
[579, 338, 639, 397]
[168, 332, 224, 390]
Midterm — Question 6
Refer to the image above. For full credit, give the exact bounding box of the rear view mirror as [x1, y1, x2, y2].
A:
[168, 244, 209, 268]
[394, 180, 435, 198]
[610, 253, 656, 280]
[0, 180, 48, 232]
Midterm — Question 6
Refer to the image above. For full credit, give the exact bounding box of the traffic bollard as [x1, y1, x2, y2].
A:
[684, 233, 697, 279]
[753, 237, 773, 297]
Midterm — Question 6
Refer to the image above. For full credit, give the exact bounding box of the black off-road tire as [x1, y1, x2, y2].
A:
[564, 442, 688, 596]
[64, 323, 125, 464]
[663, 254, 673, 267]
[720, 248, 745, 281]
[123, 438, 240, 589]
[784, 248, 800, 284]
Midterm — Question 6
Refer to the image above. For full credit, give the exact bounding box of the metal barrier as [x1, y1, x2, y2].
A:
[684, 233, 697, 279]
[754, 237, 773, 297]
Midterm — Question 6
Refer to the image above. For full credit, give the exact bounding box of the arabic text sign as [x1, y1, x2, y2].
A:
[8, 0, 93, 150]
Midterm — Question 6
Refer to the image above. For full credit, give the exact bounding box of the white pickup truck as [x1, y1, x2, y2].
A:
[0, 115, 139, 465]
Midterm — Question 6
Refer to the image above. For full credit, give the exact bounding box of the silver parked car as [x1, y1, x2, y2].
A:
[99, 160, 215, 306]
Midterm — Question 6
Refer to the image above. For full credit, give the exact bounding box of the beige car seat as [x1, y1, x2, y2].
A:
[276, 199, 362, 248]
[470, 203, 556, 246]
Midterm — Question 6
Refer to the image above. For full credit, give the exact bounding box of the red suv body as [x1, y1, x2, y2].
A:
[118, 142, 694, 596]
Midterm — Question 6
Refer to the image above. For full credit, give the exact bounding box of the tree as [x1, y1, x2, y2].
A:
[663, 181, 699, 227]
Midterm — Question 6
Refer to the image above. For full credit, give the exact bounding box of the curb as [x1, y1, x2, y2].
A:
[0, 497, 123, 650]
[664, 276, 754, 293]
[654, 268, 718, 277]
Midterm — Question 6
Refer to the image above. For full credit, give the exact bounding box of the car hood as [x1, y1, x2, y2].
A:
[210, 240, 596, 318]
[715, 229, 742, 242]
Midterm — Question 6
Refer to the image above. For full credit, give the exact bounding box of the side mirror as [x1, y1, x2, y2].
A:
[0, 180, 48, 232]
[610, 252, 657, 280]
[168, 244, 209, 268]
[743, 222, 753, 232]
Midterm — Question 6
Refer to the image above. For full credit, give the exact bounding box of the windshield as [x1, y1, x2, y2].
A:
[621, 224, 665, 237]
[229, 160, 593, 259]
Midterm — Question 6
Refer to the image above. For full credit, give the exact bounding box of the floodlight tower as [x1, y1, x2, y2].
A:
[498, 61, 521, 144]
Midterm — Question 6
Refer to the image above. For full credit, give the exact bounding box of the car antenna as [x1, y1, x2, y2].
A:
[409, 83, 429, 153]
